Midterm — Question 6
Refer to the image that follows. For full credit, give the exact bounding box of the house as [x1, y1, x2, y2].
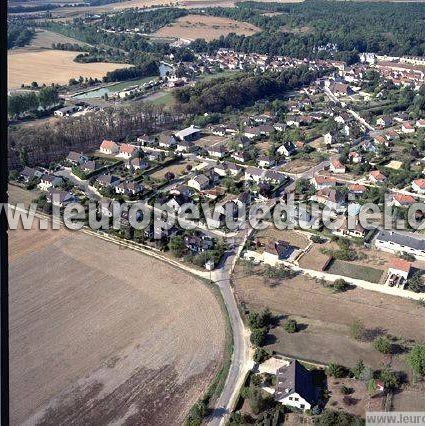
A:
[165, 194, 192, 212]
[263, 240, 294, 265]
[274, 360, 317, 411]
[376, 116, 393, 128]
[126, 157, 149, 171]
[412, 178, 425, 194]
[311, 175, 336, 190]
[375, 229, 425, 260]
[386, 258, 411, 287]
[324, 132, 337, 145]
[207, 145, 228, 159]
[311, 188, 345, 211]
[274, 122, 285, 132]
[401, 122, 415, 134]
[369, 170, 387, 184]
[416, 119, 425, 128]
[334, 112, 352, 125]
[348, 183, 366, 196]
[392, 193, 416, 207]
[245, 167, 264, 182]
[244, 127, 261, 139]
[81, 160, 98, 173]
[38, 174, 62, 191]
[184, 234, 214, 253]
[264, 170, 287, 185]
[332, 82, 353, 96]
[231, 151, 248, 163]
[118, 144, 137, 159]
[235, 135, 251, 149]
[46, 188, 75, 207]
[54, 106, 77, 117]
[348, 151, 362, 164]
[115, 181, 143, 196]
[214, 161, 241, 177]
[176, 140, 195, 153]
[66, 151, 88, 165]
[100, 140, 119, 155]
[374, 135, 390, 147]
[332, 217, 367, 239]
[277, 141, 296, 157]
[147, 151, 163, 162]
[225, 124, 238, 134]
[137, 134, 157, 146]
[159, 135, 177, 149]
[175, 125, 201, 141]
[188, 174, 209, 191]
[329, 160, 346, 174]
[96, 174, 120, 187]
[258, 156, 275, 168]
[19, 166, 42, 183]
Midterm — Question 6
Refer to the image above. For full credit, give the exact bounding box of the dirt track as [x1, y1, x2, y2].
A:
[9, 221, 225, 424]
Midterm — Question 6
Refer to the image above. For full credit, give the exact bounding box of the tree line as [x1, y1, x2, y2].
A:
[8, 21, 35, 49]
[8, 87, 60, 118]
[102, 60, 159, 82]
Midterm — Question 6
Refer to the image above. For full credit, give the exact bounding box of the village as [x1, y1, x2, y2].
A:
[9, 46, 425, 423]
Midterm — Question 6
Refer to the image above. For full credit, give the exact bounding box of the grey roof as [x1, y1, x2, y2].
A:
[275, 360, 316, 405]
[20, 166, 37, 178]
[376, 229, 425, 251]
[175, 125, 201, 139]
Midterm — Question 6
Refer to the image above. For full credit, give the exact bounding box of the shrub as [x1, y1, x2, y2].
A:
[326, 362, 346, 378]
[350, 320, 365, 341]
[284, 319, 298, 333]
[373, 336, 392, 354]
[332, 278, 349, 293]
[253, 348, 271, 363]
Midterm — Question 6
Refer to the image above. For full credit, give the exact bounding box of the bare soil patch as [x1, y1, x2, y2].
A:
[9, 221, 225, 424]
[149, 159, 198, 179]
[195, 134, 229, 148]
[255, 228, 310, 250]
[8, 50, 129, 89]
[281, 158, 320, 174]
[153, 14, 260, 41]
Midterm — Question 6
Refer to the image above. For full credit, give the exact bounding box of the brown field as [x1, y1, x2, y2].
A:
[255, 228, 310, 250]
[8, 50, 129, 89]
[196, 134, 230, 148]
[281, 158, 320, 174]
[153, 14, 260, 41]
[149, 159, 198, 179]
[233, 262, 424, 372]
[9, 220, 225, 424]
[24, 29, 88, 50]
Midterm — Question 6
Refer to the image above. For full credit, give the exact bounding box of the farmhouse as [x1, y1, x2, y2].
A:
[100, 140, 119, 155]
[375, 229, 425, 260]
[275, 360, 317, 411]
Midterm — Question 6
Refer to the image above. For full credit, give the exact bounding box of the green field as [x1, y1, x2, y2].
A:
[326, 260, 383, 283]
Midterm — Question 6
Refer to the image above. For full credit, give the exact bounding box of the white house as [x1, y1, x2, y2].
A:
[258, 156, 275, 168]
[375, 229, 425, 260]
[412, 178, 425, 194]
[207, 145, 228, 159]
[274, 360, 317, 411]
[38, 174, 62, 191]
[188, 174, 209, 191]
[401, 122, 415, 134]
[100, 139, 119, 155]
[117, 143, 137, 159]
[329, 160, 346, 174]
[386, 258, 411, 287]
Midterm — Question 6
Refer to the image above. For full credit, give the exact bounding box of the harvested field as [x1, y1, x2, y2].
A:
[233, 262, 424, 371]
[8, 50, 130, 89]
[24, 29, 88, 50]
[153, 14, 260, 41]
[9, 219, 226, 424]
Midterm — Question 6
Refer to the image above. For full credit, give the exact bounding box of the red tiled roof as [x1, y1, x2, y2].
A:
[389, 258, 411, 273]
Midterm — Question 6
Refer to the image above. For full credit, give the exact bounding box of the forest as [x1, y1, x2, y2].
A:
[102, 60, 159, 82]
[191, 1, 425, 59]
[8, 87, 60, 118]
[7, 21, 35, 49]
[174, 66, 328, 114]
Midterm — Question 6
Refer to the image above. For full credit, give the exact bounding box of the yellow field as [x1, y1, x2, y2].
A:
[154, 14, 260, 41]
[8, 50, 130, 88]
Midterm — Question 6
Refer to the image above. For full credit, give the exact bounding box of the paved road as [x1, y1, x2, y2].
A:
[207, 229, 252, 426]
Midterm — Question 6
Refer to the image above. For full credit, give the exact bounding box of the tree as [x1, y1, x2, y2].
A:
[332, 278, 349, 293]
[326, 362, 345, 378]
[350, 320, 365, 341]
[367, 378, 377, 395]
[247, 308, 272, 330]
[350, 359, 365, 379]
[373, 336, 392, 354]
[250, 327, 268, 347]
[253, 348, 270, 363]
[248, 387, 267, 415]
[406, 344, 425, 381]
[406, 271, 423, 293]
[165, 171, 175, 181]
[379, 367, 399, 389]
[169, 235, 186, 257]
[284, 319, 298, 333]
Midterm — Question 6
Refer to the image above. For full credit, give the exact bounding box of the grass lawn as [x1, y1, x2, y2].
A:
[326, 259, 383, 283]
